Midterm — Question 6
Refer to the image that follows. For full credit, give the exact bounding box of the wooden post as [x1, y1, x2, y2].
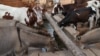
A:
[44, 12, 86, 56]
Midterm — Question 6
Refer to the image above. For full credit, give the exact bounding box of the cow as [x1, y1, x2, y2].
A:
[51, 3, 64, 16]
[58, 0, 100, 29]
[51, 0, 89, 16]
[96, 18, 100, 27]
[0, 4, 44, 28]
[33, 2, 44, 27]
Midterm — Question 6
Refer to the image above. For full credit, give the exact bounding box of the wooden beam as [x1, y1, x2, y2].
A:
[16, 23, 39, 33]
[0, 19, 17, 27]
[83, 49, 96, 56]
[29, 50, 73, 56]
[16, 23, 51, 36]
[45, 12, 86, 56]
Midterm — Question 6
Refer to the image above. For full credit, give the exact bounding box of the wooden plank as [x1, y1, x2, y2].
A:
[40, 52, 58, 56]
[0, 19, 17, 27]
[28, 47, 42, 54]
[95, 43, 100, 49]
[0, 0, 26, 7]
[29, 50, 73, 56]
[82, 49, 96, 56]
[16, 23, 39, 33]
[40, 50, 73, 56]
[89, 48, 100, 56]
[57, 14, 65, 19]
[64, 27, 79, 40]
[16, 23, 50, 36]
[19, 28, 54, 52]
[0, 26, 21, 56]
[62, 50, 74, 56]
[53, 15, 63, 22]
[53, 14, 64, 22]
[60, 0, 74, 5]
[29, 52, 39, 56]
[45, 12, 86, 56]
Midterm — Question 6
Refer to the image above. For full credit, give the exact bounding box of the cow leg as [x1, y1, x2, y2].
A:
[62, 11, 67, 16]
[95, 8, 100, 27]
[58, 15, 69, 27]
[88, 14, 95, 29]
[58, 11, 77, 27]
[96, 18, 100, 27]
